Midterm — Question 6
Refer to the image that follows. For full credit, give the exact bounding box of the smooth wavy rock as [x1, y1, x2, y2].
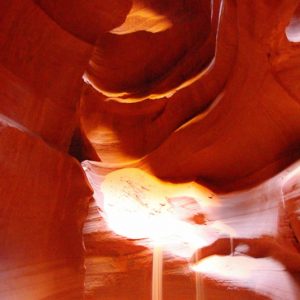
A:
[81, 0, 300, 191]
[82, 160, 300, 299]
[0, 1, 93, 299]
[1, 0, 300, 299]
[0, 122, 92, 299]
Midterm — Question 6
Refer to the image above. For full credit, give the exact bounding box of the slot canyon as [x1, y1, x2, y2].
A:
[1, 0, 300, 299]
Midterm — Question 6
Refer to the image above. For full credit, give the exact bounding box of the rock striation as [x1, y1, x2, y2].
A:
[0, 0, 300, 299]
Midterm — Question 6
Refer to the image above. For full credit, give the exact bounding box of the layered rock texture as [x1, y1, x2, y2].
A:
[1, 0, 300, 299]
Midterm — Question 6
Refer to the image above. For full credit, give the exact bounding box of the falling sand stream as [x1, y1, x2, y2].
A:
[195, 250, 204, 300]
[99, 168, 216, 300]
[152, 245, 205, 300]
[152, 245, 163, 300]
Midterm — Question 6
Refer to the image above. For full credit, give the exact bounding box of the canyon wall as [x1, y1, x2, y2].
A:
[0, 0, 300, 299]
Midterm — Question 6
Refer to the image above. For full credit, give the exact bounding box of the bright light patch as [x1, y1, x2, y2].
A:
[286, 17, 300, 42]
[110, 3, 173, 34]
[192, 255, 261, 279]
[192, 256, 299, 299]
[101, 168, 220, 257]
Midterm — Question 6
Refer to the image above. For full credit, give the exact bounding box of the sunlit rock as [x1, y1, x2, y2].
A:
[0, 0, 300, 299]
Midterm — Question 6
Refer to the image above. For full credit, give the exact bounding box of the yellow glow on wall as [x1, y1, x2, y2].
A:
[101, 168, 221, 257]
[110, 3, 173, 34]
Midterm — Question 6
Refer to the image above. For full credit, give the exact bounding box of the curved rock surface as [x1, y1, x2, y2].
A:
[0, 0, 300, 299]
[82, 160, 300, 300]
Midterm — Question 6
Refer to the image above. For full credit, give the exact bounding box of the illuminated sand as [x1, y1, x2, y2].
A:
[1, 0, 300, 299]
[100, 167, 219, 256]
[193, 256, 300, 300]
[82, 161, 300, 299]
[152, 246, 163, 300]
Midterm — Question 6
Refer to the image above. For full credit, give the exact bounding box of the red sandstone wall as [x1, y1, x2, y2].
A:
[0, 1, 300, 299]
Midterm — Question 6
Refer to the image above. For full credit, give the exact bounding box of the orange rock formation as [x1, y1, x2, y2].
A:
[0, 0, 300, 299]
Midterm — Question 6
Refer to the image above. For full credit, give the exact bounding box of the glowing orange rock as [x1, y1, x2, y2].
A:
[0, 0, 300, 299]
[81, 0, 300, 191]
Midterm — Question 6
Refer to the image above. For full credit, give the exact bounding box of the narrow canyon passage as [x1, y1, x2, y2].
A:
[0, 0, 300, 299]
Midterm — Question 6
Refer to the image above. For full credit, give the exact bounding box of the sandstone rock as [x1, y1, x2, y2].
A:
[0, 123, 92, 299]
[1, 0, 300, 299]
